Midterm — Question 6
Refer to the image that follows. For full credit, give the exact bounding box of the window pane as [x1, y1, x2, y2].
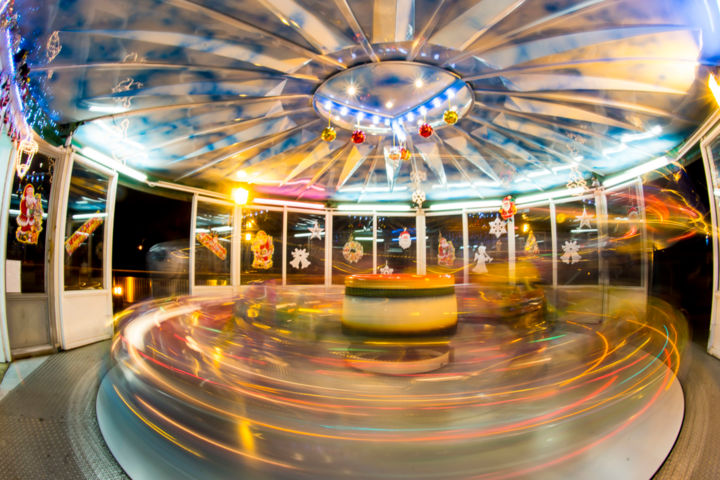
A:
[555, 198, 599, 285]
[194, 201, 232, 286]
[64, 162, 109, 290]
[605, 185, 643, 286]
[332, 215, 373, 284]
[514, 206, 553, 285]
[425, 214, 463, 282]
[467, 212, 508, 282]
[376, 216, 417, 274]
[286, 212, 325, 285]
[241, 209, 282, 285]
[6, 151, 55, 293]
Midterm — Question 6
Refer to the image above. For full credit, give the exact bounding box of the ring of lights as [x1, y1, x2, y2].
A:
[313, 61, 473, 136]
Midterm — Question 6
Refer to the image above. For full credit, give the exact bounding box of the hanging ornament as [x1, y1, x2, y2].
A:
[524, 230, 539, 255]
[15, 137, 38, 179]
[437, 232, 456, 267]
[489, 216, 507, 238]
[472, 245, 493, 274]
[418, 122, 433, 138]
[398, 227, 412, 250]
[560, 240, 582, 264]
[289, 248, 311, 269]
[15, 184, 43, 245]
[321, 125, 336, 142]
[388, 145, 401, 161]
[351, 129, 365, 144]
[566, 166, 588, 194]
[443, 109, 458, 125]
[251, 230, 274, 269]
[400, 146, 411, 161]
[342, 235, 364, 263]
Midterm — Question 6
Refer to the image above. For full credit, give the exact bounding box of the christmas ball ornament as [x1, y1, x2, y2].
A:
[400, 147, 411, 161]
[418, 122, 433, 138]
[443, 109, 458, 125]
[351, 129, 366, 144]
[388, 146, 401, 161]
[321, 126, 336, 142]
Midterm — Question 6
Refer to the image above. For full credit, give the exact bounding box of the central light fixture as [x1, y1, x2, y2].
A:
[313, 61, 473, 136]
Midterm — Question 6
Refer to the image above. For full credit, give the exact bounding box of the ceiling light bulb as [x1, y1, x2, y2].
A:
[372, 115, 380, 124]
[347, 85, 357, 96]
[236, 170, 248, 179]
[385, 100, 394, 109]
[323, 100, 332, 110]
[415, 78, 423, 88]
[340, 106, 349, 115]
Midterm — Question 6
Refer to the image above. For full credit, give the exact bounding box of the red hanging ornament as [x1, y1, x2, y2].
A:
[351, 129, 365, 144]
[418, 122, 433, 138]
[388, 146, 401, 161]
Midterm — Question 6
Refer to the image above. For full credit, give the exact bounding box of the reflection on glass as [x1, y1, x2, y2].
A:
[606, 185, 643, 286]
[332, 215, 373, 284]
[287, 212, 325, 285]
[376, 216, 416, 274]
[556, 198, 599, 285]
[514, 207, 553, 285]
[64, 162, 109, 290]
[194, 201, 232, 287]
[426, 214, 463, 281]
[5, 151, 55, 293]
[241, 209, 282, 285]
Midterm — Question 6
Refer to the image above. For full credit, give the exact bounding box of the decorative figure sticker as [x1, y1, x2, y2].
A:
[379, 263, 393, 274]
[289, 248, 311, 269]
[342, 235, 363, 263]
[437, 232, 455, 267]
[308, 222, 323, 240]
[196, 232, 227, 260]
[561, 240, 582, 264]
[15, 183, 43, 245]
[576, 206, 593, 229]
[472, 245, 492, 274]
[398, 227, 412, 250]
[251, 230, 274, 269]
[65, 214, 104, 255]
[499, 195, 517, 220]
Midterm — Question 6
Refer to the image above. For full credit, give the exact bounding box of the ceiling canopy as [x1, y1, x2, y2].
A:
[13, 0, 720, 203]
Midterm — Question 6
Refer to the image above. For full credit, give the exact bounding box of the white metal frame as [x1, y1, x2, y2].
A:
[701, 122, 720, 358]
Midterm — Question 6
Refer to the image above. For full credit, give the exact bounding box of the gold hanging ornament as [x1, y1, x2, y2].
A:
[321, 125, 336, 142]
[443, 109, 458, 125]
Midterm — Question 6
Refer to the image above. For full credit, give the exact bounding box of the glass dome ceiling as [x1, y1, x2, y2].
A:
[13, 0, 720, 203]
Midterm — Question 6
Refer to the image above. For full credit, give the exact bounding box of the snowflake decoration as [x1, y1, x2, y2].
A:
[576, 206, 593, 229]
[379, 263, 393, 275]
[308, 222, 323, 240]
[566, 166, 588, 194]
[489, 216, 507, 238]
[410, 169, 427, 184]
[289, 248, 311, 269]
[45, 31, 61, 79]
[560, 241, 582, 264]
[412, 189, 425, 207]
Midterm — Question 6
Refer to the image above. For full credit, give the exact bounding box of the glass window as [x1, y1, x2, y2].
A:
[605, 184, 643, 286]
[376, 216, 417, 274]
[332, 214, 373, 284]
[194, 201, 232, 287]
[514, 206, 553, 285]
[555, 198, 599, 285]
[467, 211, 508, 282]
[286, 212, 325, 285]
[241, 209, 282, 285]
[64, 162, 110, 290]
[5, 151, 55, 293]
[425, 214, 464, 282]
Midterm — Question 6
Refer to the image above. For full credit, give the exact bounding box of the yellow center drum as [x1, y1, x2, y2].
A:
[342, 274, 458, 334]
